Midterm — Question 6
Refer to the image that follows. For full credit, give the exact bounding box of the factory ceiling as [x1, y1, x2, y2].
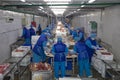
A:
[0, 0, 120, 17]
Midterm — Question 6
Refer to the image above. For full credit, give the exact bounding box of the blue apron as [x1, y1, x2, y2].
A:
[54, 42, 66, 62]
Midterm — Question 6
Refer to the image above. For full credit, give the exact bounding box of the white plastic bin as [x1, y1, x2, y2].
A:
[32, 70, 52, 80]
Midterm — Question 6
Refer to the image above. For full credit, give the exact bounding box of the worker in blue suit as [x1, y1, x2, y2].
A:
[72, 29, 79, 41]
[51, 36, 68, 79]
[29, 24, 36, 37]
[37, 24, 42, 35]
[85, 32, 99, 63]
[72, 28, 81, 41]
[32, 33, 48, 63]
[22, 26, 31, 46]
[74, 32, 92, 78]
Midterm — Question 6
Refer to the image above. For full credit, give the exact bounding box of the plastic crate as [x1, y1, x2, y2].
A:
[20, 55, 31, 66]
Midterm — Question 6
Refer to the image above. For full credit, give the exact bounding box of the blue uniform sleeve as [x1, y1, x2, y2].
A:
[43, 41, 47, 47]
[51, 46, 56, 55]
[85, 39, 94, 49]
[22, 29, 25, 38]
[65, 47, 68, 56]
[73, 45, 77, 53]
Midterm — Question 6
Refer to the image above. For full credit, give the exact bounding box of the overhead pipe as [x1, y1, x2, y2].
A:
[2, 2, 120, 7]
[0, 6, 48, 17]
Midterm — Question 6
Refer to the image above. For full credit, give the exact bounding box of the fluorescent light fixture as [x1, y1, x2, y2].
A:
[50, 6, 68, 9]
[77, 9, 81, 11]
[81, 1, 85, 4]
[51, 9, 66, 15]
[44, 0, 71, 15]
[20, 0, 25, 2]
[47, 2, 69, 5]
[50, 6, 68, 15]
[81, 5, 85, 7]
[25, 3, 32, 5]
[74, 11, 76, 13]
[88, 0, 96, 3]
[39, 6, 44, 9]
[44, 0, 71, 2]
[38, 8, 42, 11]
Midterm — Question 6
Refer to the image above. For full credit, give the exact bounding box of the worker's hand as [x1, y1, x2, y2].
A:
[92, 46, 97, 50]
[75, 53, 78, 55]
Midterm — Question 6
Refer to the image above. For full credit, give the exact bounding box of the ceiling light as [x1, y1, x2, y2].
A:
[50, 6, 68, 15]
[51, 9, 66, 15]
[77, 9, 81, 11]
[74, 11, 76, 13]
[50, 6, 68, 9]
[38, 8, 42, 11]
[39, 6, 44, 9]
[25, 3, 32, 5]
[44, 0, 71, 15]
[42, 10, 45, 12]
[44, 0, 71, 2]
[47, 2, 69, 5]
[88, 0, 96, 3]
[20, 0, 25, 2]
[81, 5, 85, 7]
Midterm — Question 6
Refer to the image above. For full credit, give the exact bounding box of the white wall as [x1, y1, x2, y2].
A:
[72, 11, 102, 37]
[39, 16, 48, 30]
[34, 16, 48, 30]
[71, 16, 81, 27]
[0, 10, 48, 63]
[0, 10, 23, 63]
[102, 5, 120, 62]
[71, 5, 120, 62]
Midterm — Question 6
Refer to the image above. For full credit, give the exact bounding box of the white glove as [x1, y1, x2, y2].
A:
[96, 45, 100, 49]
[92, 46, 97, 50]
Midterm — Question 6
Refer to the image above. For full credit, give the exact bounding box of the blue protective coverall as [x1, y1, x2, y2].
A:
[51, 38, 68, 78]
[32, 33, 48, 63]
[29, 25, 36, 37]
[74, 32, 92, 77]
[69, 29, 73, 35]
[85, 33, 98, 63]
[22, 27, 31, 46]
[72, 30, 79, 41]
[37, 24, 42, 35]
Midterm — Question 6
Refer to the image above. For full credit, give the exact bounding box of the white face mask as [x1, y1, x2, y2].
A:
[91, 38, 95, 40]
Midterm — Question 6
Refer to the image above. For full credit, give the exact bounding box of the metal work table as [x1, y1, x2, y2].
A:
[1, 50, 31, 80]
[45, 53, 77, 75]
[92, 54, 120, 80]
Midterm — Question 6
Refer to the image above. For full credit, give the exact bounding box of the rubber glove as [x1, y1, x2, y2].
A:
[92, 46, 97, 50]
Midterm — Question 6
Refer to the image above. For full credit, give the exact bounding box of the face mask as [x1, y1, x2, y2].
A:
[91, 38, 95, 40]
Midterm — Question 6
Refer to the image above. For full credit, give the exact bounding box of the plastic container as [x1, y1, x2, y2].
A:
[20, 55, 31, 66]
[32, 70, 52, 80]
